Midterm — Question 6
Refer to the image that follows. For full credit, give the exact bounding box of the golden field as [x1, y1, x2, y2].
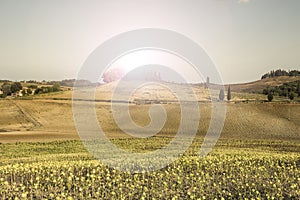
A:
[0, 81, 299, 143]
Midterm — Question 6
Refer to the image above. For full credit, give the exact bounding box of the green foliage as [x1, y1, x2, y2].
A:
[27, 80, 37, 83]
[289, 92, 295, 100]
[0, 139, 299, 199]
[267, 93, 273, 102]
[52, 83, 61, 92]
[0, 93, 7, 98]
[10, 84, 19, 93]
[34, 88, 42, 94]
[28, 85, 38, 89]
[47, 79, 95, 87]
[0, 80, 11, 83]
[261, 69, 300, 79]
[10, 82, 22, 93]
[0, 82, 22, 96]
[27, 88, 32, 95]
[1, 84, 11, 95]
[0, 81, 62, 96]
[227, 85, 232, 101]
[34, 85, 61, 95]
[263, 80, 300, 99]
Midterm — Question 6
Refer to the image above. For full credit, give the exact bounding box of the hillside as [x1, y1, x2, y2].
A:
[32, 76, 300, 103]
[1, 75, 300, 143]
[33, 81, 213, 102]
[0, 99, 299, 143]
[226, 76, 300, 93]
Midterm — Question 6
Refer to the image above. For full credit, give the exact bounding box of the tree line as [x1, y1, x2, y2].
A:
[0, 82, 23, 97]
[34, 83, 61, 94]
[261, 69, 300, 79]
[0, 82, 61, 98]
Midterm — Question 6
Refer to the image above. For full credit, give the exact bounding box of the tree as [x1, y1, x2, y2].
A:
[2, 84, 11, 95]
[219, 89, 225, 101]
[47, 87, 54, 93]
[10, 84, 18, 93]
[10, 82, 22, 93]
[15, 82, 22, 90]
[289, 92, 295, 100]
[52, 83, 60, 92]
[227, 85, 232, 101]
[27, 88, 32, 95]
[34, 88, 42, 94]
[267, 93, 273, 102]
[263, 88, 269, 95]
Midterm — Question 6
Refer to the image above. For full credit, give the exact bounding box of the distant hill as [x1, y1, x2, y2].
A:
[226, 76, 300, 93]
[31, 76, 300, 102]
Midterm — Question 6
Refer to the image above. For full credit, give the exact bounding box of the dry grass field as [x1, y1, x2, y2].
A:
[0, 97, 299, 143]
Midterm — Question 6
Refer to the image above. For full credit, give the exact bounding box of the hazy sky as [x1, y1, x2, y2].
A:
[0, 0, 299, 83]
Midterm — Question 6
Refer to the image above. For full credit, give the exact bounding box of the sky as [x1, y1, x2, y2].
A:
[0, 0, 299, 84]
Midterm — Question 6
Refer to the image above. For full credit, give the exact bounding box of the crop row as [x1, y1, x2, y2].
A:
[0, 154, 299, 199]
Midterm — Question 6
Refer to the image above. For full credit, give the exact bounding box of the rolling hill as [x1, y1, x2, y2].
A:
[226, 76, 300, 93]
[0, 76, 299, 143]
[0, 98, 299, 143]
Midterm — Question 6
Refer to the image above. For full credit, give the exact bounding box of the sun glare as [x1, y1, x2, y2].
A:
[108, 49, 204, 83]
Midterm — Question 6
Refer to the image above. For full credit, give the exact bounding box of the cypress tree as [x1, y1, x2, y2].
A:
[227, 85, 232, 101]
[219, 89, 225, 101]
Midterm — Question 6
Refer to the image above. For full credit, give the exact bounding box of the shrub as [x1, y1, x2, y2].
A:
[267, 93, 273, 102]
[289, 92, 295, 100]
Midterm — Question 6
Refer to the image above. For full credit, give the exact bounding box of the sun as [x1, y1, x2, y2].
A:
[106, 49, 203, 83]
